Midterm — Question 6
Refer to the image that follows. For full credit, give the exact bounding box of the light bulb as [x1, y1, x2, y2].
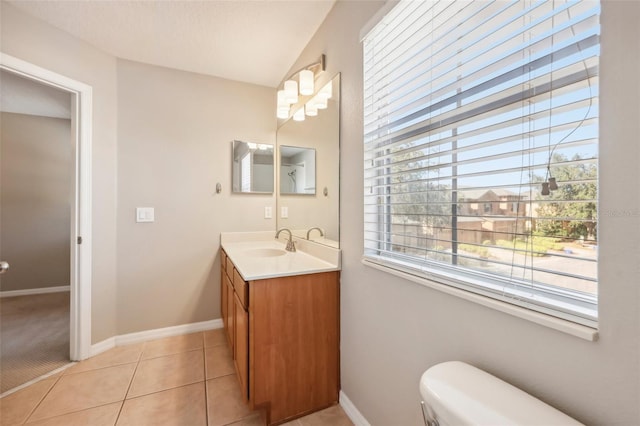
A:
[305, 102, 318, 116]
[277, 106, 290, 119]
[277, 90, 288, 108]
[314, 96, 328, 109]
[318, 80, 332, 99]
[299, 69, 314, 96]
[284, 80, 298, 104]
[293, 108, 305, 121]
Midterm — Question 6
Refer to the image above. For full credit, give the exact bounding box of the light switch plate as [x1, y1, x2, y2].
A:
[264, 206, 272, 219]
[281, 206, 288, 218]
[136, 207, 155, 223]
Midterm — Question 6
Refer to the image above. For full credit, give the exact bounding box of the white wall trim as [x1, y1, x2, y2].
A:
[340, 390, 371, 426]
[0, 286, 70, 298]
[90, 319, 224, 357]
[0, 52, 93, 362]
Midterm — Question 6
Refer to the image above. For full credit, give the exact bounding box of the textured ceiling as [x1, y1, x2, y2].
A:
[7, 0, 336, 87]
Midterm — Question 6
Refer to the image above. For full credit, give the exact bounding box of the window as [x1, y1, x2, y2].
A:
[241, 153, 251, 192]
[363, 0, 599, 327]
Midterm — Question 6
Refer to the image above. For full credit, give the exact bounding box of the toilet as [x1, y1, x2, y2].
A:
[419, 361, 584, 426]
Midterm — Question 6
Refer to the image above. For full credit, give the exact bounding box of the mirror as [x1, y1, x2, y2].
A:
[277, 74, 340, 247]
[232, 140, 274, 194]
[280, 146, 316, 195]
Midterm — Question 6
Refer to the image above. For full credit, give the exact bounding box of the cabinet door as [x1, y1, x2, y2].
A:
[225, 275, 235, 352]
[234, 292, 249, 401]
[221, 266, 228, 329]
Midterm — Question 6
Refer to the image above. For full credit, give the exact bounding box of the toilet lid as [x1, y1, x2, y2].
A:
[420, 361, 584, 426]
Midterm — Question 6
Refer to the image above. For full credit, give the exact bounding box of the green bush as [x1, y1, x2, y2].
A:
[495, 239, 548, 257]
[530, 236, 563, 251]
[459, 243, 489, 258]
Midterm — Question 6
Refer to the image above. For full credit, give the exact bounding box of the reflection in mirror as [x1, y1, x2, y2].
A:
[280, 146, 316, 195]
[276, 74, 340, 247]
[231, 140, 274, 193]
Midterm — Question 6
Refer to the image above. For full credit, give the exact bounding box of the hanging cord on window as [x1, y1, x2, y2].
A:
[542, 5, 595, 196]
[506, 12, 535, 297]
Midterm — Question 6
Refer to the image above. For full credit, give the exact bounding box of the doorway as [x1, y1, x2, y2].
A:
[0, 53, 92, 393]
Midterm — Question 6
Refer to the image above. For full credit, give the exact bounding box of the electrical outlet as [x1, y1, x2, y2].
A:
[281, 206, 288, 218]
[265, 206, 272, 219]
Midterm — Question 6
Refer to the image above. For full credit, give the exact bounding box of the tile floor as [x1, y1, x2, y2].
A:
[0, 329, 353, 426]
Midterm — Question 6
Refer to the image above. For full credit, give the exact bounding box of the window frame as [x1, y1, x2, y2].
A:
[361, 0, 600, 333]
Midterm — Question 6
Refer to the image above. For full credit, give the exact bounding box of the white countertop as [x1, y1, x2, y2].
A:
[220, 231, 341, 281]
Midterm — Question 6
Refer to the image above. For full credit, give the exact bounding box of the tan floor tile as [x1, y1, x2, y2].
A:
[206, 375, 254, 426]
[204, 329, 226, 348]
[25, 402, 122, 426]
[141, 332, 203, 359]
[0, 377, 58, 425]
[225, 412, 265, 426]
[205, 345, 235, 379]
[296, 405, 353, 426]
[28, 363, 136, 422]
[279, 421, 302, 426]
[66, 344, 143, 375]
[117, 382, 206, 426]
[127, 350, 204, 398]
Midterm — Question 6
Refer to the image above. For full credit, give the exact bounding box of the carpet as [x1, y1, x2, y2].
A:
[0, 292, 70, 393]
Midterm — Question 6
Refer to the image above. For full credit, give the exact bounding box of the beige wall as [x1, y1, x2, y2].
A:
[0, 112, 71, 292]
[0, 3, 277, 341]
[285, 1, 640, 424]
[1, 2, 119, 342]
[116, 59, 275, 334]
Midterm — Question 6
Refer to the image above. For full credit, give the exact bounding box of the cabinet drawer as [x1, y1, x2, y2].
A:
[233, 268, 249, 308]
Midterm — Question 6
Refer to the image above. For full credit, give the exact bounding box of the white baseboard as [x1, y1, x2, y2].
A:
[89, 337, 117, 357]
[90, 318, 223, 357]
[340, 390, 371, 426]
[0, 285, 70, 298]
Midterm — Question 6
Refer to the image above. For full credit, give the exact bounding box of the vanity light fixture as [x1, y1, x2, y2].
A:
[314, 95, 328, 110]
[284, 80, 298, 104]
[277, 91, 290, 119]
[277, 54, 326, 119]
[293, 108, 305, 122]
[318, 80, 332, 99]
[299, 69, 314, 96]
[305, 102, 318, 117]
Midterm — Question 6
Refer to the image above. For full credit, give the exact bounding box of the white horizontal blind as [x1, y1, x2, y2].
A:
[363, 0, 599, 326]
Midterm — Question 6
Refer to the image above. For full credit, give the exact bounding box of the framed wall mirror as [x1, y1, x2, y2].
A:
[231, 140, 274, 194]
[280, 146, 316, 195]
[276, 73, 340, 247]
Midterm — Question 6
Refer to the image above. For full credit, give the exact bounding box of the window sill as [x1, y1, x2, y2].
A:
[362, 258, 599, 342]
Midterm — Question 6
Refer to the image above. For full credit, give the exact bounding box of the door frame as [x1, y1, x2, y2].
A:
[1, 52, 92, 360]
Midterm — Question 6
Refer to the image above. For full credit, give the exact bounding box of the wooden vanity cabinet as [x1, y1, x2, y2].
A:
[220, 248, 340, 425]
[220, 250, 234, 352]
[234, 292, 249, 400]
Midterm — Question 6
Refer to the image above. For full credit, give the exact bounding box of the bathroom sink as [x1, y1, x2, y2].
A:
[244, 248, 288, 258]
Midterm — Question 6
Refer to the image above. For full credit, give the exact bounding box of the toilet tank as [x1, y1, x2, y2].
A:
[419, 361, 584, 426]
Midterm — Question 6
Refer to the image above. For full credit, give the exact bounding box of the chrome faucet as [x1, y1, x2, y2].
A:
[275, 228, 296, 252]
[306, 227, 324, 240]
